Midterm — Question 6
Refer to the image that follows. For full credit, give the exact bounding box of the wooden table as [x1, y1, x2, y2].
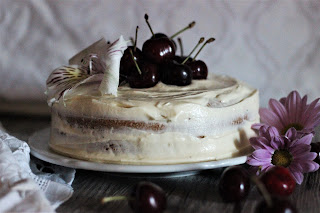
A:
[1, 114, 320, 213]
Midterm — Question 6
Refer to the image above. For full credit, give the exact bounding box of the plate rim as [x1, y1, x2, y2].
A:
[28, 128, 248, 174]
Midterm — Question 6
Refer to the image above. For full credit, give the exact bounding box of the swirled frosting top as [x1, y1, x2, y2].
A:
[55, 74, 259, 129]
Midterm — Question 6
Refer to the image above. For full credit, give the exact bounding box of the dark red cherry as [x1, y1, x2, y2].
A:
[142, 37, 176, 64]
[255, 196, 297, 213]
[260, 166, 296, 197]
[128, 59, 159, 88]
[120, 47, 143, 84]
[187, 60, 208, 79]
[161, 60, 192, 86]
[311, 142, 320, 165]
[120, 26, 142, 85]
[218, 166, 251, 202]
[129, 181, 166, 213]
[150, 33, 177, 50]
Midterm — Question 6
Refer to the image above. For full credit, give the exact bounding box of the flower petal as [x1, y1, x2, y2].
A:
[285, 91, 299, 123]
[294, 152, 317, 161]
[285, 127, 297, 141]
[291, 134, 313, 146]
[290, 170, 304, 184]
[267, 126, 280, 138]
[259, 108, 284, 130]
[252, 149, 272, 160]
[298, 161, 319, 173]
[289, 144, 310, 156]
[46, 66, 89, 106]
[247, 156, 270, 166]
[269, 99, 288, 126]
[252, 123, 264, 131]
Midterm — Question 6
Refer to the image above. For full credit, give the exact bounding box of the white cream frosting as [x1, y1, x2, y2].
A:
[49, 74, 259, 164]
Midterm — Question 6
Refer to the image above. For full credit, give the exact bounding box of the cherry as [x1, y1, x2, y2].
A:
[260, 166, 296, 197]
[128, 59, 159, 88]
[255, 196, 297, 213]
[144, 14, 195, 49]
[120, 47, 143, 84]
[120, 26, 143, 84]
[129, 181, 166, 213]
[186, 38, 215, 80]
[161, 60, 192, 86]
[187, 60, 208, 79]
[218, 166, 251, 202]
[127, 49, 159, 88]
[142, 37, 175, 64]
[311, 142, 320, 165]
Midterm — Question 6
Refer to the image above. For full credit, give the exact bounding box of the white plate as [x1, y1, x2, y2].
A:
[28, 128, 248, 176]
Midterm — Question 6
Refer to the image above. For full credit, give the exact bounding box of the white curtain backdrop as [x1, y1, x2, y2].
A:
[0, 0, 319, 113]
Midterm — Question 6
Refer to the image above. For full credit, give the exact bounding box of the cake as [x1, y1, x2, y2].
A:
[48, 73, 259, 164]
[46, 29, 259, 165]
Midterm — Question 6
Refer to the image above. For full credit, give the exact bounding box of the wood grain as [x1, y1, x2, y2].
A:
[1, 115, 320, 213]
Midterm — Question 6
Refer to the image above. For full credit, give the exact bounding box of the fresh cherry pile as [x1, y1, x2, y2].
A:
[218, 166, 297, 213]
[119, 14, 215, 88]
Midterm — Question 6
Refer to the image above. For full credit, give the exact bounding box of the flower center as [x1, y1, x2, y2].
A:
[281, 123, 304, 135]
[271, 149, 292, 167]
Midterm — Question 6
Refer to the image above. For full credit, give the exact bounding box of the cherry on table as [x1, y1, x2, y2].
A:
[129, 181, 166, 213]
[260, 166, 296, 197]
[255, 196, 297, 213]
[218, 166, 251, 202]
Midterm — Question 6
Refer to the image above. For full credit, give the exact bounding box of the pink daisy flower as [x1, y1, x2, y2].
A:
[247, 126, 319, 184]
[252, 91, 320, 136]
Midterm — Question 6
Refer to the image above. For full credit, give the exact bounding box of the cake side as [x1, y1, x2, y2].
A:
[49, 76, 259, 165]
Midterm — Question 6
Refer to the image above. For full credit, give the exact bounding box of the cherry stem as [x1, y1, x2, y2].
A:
[170, 21, 196, 39]
[129, 49, 142, 75]
[101, 196, 133, 203]
[178, 37, 183, 56]
[144, 14, 155, 37]
[134, 26, 139, 52]
[251, 176, 273, 208]
[181, 37, 204, 65]
[192, 37, 215, 61]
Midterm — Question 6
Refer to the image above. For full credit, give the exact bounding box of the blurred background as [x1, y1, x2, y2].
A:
[0, 0, 320, 115]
